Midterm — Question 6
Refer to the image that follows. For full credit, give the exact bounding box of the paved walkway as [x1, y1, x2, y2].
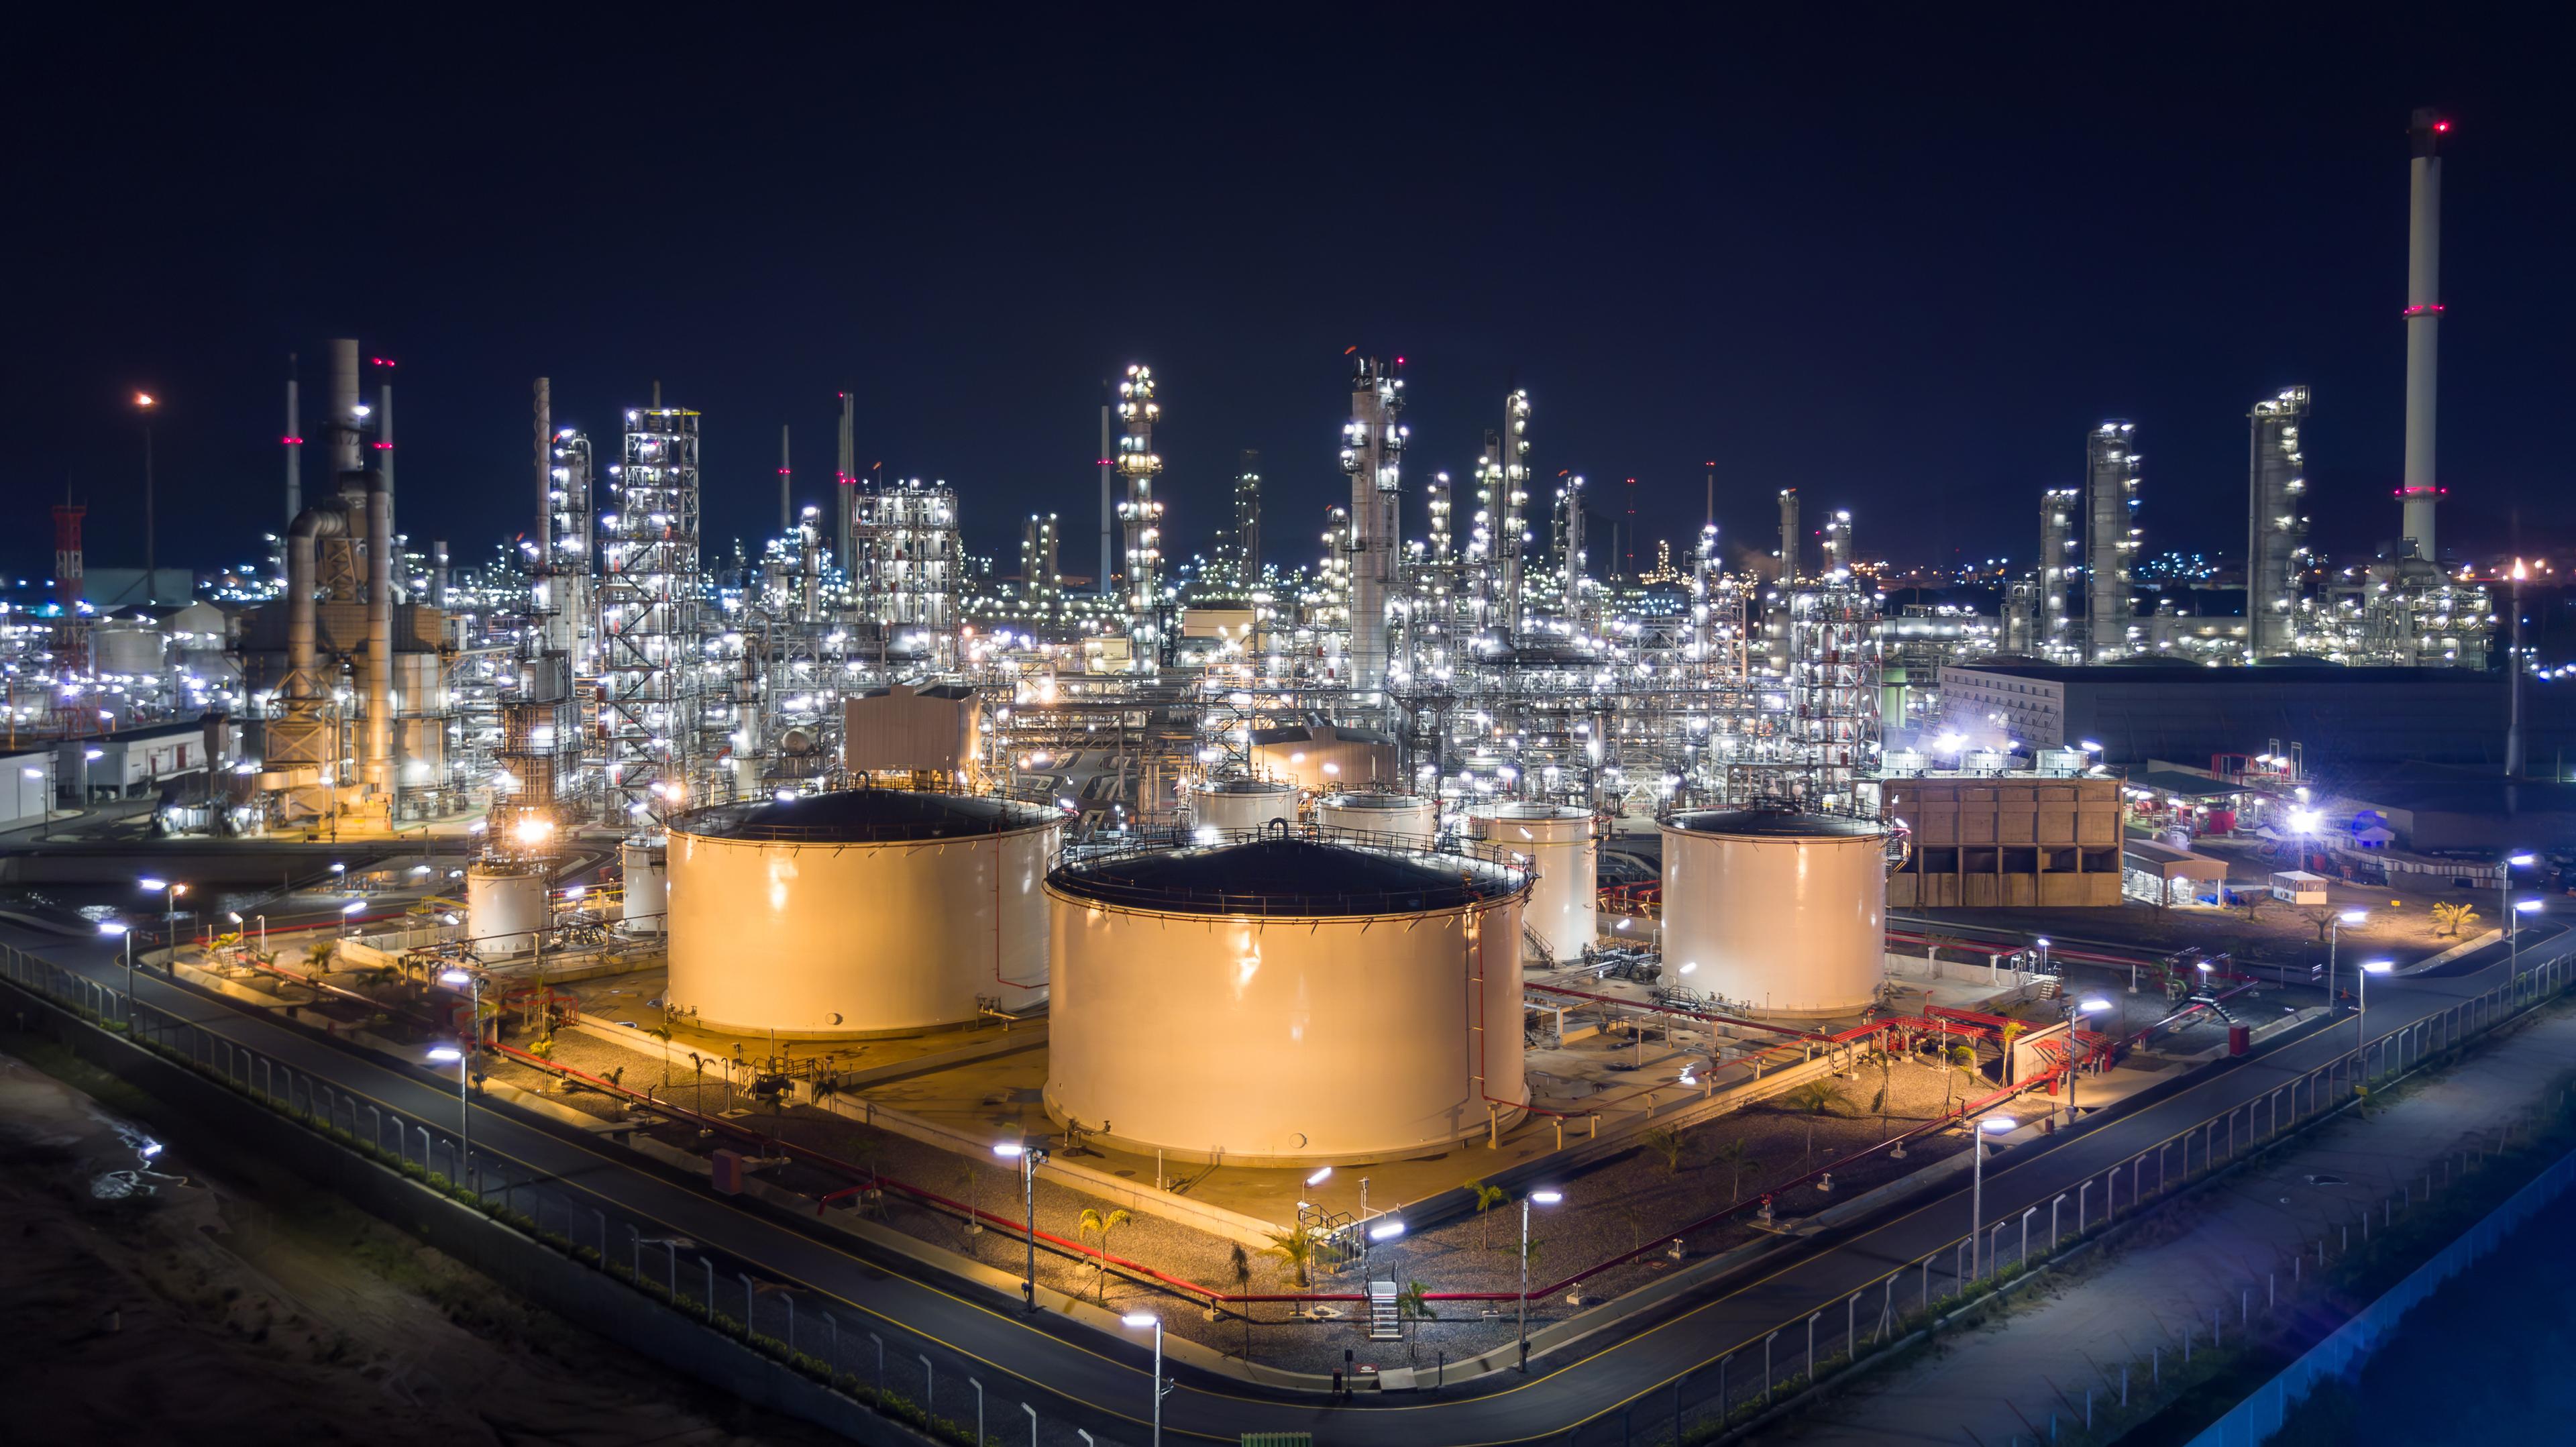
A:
[1779, 1002, 2576, 1446]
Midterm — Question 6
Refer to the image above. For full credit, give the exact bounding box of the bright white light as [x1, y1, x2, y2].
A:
[1120, 1312, 1158, 1328]
[138, 876, 168, 891]
[342, 900, 366, 915]
[439, 969, 472, 986]
[97, 922, 128, 936]
[2517, 899, 2545, 914]
[2287, 807, 2321, 833]
[1979, 1116, 2015, 1134]
[991, 1142, 1025, 1159]
[2340, 910, 2367, 924]
[1367, 1220, 1406, 1242]
[426, 1046, 462, 1063]
[2510, 853, 2538, 867]
[2362, 960, 2395, 975]
[1305, 1167, 1334, 1187]
[1529, 1189, 1563, 1205]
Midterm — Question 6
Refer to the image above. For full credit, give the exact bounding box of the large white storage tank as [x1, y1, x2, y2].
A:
[1470, 804, 1598, 962]
[1046, 835, 1532, 1165]
[1658, 808, 1886, 1018]
[466, 860, 548, 956]
[1317, 790, 1438, 843]
[1191, 777, 1297, 833]
[666, 790, 1059, 1036]
[620, 839, 667, 934]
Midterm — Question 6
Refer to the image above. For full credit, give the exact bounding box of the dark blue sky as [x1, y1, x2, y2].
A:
[11, 11, 2573, 584]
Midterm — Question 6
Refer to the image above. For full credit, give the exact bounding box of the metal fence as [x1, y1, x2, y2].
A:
[0, 942, 1132, 1447]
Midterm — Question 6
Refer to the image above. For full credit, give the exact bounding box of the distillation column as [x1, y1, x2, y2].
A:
[1342, 356, 1405, 696]
[2039, 487, 2078, 652]
[1115, 364, 1165, 669]
[1776, 488, 1801, 584]
[2247, 387, 2312, 659]
[2084, 421, 2141, 661]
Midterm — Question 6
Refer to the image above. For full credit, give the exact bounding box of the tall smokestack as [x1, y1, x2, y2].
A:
[836, 391, 856, 576]
[2399, 107, 2450, 560]
[284, 355, 302, 524]
[377, 380, 394, 558]
[1099, 404, 1115, 598]
[779, 424, 792, 534]
[328, 339, 362, 483]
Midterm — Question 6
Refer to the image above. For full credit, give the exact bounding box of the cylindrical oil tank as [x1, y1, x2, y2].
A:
[94, 619, 166, 676]
[1046, 835, 1531, 1165]
[1658, 808, 1886, 1018]
[620, 839, 667, 934]
[1470, 804, 1598, 963]
[466, 861, 547, 956]
[1191, 777, 1297, 833]
[666, 790, 1059, 1036]
[1317, 790, 1438, 843]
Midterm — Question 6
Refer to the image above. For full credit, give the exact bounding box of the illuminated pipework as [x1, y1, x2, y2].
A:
[1341, 356, 1406, 697]
[1116, 364, 1165, 668]
[2247, 386, 2311, 659]
[2040, 486, 2078, 647]
[1820, 508, 1853, 578]
[1552, 473, 1588, 631]
[852, 477, 962, 669]
[598, 405, 704, 824]
[2084, 421, 2141, 660]
[1230, 451, 1263, 592]
[541, 429, 596, 673]
[1776, 488, 1801, 584]
[1500, 390, 1531, 636]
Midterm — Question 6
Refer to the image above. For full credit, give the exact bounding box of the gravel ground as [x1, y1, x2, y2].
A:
[482, 1026, 2052, 1373]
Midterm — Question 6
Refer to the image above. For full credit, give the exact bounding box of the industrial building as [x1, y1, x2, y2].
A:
[1882, 771, 2125, 908]
[1938, 662, 2553, 769]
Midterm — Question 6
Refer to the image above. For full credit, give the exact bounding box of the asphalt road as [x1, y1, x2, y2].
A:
[15, 916, 2571, 1446]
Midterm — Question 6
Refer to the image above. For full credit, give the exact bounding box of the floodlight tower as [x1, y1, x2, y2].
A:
[1116, 364, 1165, 671]
[1342, 356, 1406, 697]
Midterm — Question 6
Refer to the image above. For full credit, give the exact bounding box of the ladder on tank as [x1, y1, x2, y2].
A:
[1366, 1281, 1402, 1341]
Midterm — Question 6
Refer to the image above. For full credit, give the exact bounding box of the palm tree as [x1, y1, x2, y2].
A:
[1466, 1179, 1509, 1250]
[1258, 1228, 1315, 1289]
[1397, 1280, 1435, 1357]
[1711, 1138, 1761, 1202]
[1076, 1208, 1130, 1301]
[1784, 1079, 1841, 1162]
[1640, 1126, 1685, 1175]
[1946, 1043, 1980, 1110]
[2431, 901, 2481, 939]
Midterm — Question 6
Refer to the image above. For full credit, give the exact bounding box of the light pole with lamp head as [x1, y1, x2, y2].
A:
[2063, 997, 2110, 1124]
[440, 967, 484, 1074]
[138, 876, 186, 941]
[2326, 910, 2366, 1010]
[1970, 1114, 2013, 1278]
[2513, 897, 2544, 972]
[2359, 960, 2394, 1083]
[1519, 1188, 1561, 1370]
[994, 1142, 1049, 1309]
[99, 922, 131, 1019]
[1120, 1312, 1167, 1447]
[2504, 853, 2536, 961]
[341, 898, 366, 937]
[425, 1045, 470, 1172]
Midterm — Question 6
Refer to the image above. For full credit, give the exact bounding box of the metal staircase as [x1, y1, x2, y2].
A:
[1366, 1280, 1402, 1340]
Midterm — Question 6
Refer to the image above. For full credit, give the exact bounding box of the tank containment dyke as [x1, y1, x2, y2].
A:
[665, 790, 1059, 1037]
[1657, 808, 1886, 1018]
[1045, 834, 1531, 1165]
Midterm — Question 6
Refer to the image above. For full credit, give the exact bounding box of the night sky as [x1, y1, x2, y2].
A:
[12, 13, 2573, 586]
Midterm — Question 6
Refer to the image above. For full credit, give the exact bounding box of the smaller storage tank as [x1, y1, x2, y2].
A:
[1658, 808, 1886, 1018]
[1470, 804, 1597, 963]
[620, 839, 667, 934]
[466, 860, 548, 956]
[94, 619, 166, 677]
[1191, 777, 1297, 833]
[1318, 790, 1438, 843]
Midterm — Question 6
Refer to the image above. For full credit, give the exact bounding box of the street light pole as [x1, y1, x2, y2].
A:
[996, 1142, 1048, 1309]
[2503, 853, 2534, 964]
[1970, 1116, 2012, 1278]
[2359, 960, 2394, 1084]
[1519, 1188, 1561, 1371]
[1121, 1313, 1165, 1447]
[439, 968, 484, 1170]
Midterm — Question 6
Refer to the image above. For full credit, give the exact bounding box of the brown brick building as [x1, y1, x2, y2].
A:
[1884, 773, 2125, 907]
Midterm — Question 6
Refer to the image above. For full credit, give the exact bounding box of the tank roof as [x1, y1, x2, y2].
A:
[678, 788, 1055, 843]
[1050, 836, 1523, 917]
[1323, 791, 1432, 808]
[1201, 777, 1296, 796]
[1472, 802, 1589, 820]
[1665, 808, 1884, 839]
